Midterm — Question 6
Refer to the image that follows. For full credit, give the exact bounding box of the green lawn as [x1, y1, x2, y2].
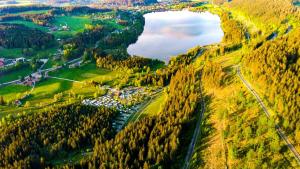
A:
[140, 92, 167, 117]
[127, 91, 167, 123]
[52, 16, 92, 38]
[0, 48, 24, 58]
[49, 63, 119, 83]
[0, 85, 30, 101]
[0, 66, 33, 84]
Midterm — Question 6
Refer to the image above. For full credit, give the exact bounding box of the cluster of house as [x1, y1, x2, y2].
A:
[82, 86, 150, 131]
[48, 24, 70, 33]
[20, 72, 42, 86]
[82, 94, 138, 131]
[0, 57, 26, 68]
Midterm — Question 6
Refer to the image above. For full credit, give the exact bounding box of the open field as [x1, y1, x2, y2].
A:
[48, 63, 120, 83]
[0, 48, 23, 58]
[0, 85, 30, 101]
[139, 92, 167, 117]
[52, 15, 92, 37]
[0, 66, 32, 84]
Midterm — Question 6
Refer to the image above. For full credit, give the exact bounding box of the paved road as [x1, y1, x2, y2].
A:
[48, 76, 83, 83]
[183, 72, 205, 169]
[237, 66, 300, 165]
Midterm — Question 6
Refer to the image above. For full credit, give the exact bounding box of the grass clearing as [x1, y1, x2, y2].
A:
[0, 85, 30, 100]
[0, 48, 24, 58]
[0, 66, 33, 84]
[49, 63, 120, 83]
[140, 92, 167, 117]
[52, 15, 92, 37]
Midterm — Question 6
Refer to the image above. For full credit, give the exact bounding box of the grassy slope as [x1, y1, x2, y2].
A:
[48, 63, 119, 83]
[0, 48, 23, 58]
[141, 92, 167, 117]
[0, 85, 30, 100]
[52, 15, 92, 37]
[0, 65, 32, 83]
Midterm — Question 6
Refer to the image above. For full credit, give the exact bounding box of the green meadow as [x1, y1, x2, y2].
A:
[52, 15, 92, 37]
[48, 63, 120, 83]
[0, 48, 23, 58]
[0, 66, 33, 84]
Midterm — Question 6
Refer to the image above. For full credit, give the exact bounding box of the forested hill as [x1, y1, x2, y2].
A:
[216, 0, 300, 30]
[0, 24, 55, 49]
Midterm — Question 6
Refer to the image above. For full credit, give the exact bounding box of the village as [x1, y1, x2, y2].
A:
[0, 57, 27, 68]
[82, 86, 158, 131]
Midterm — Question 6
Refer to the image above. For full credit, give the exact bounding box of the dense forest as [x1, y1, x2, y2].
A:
[0, 104, 117, 168]
[0, 24, 55, 48]
[135, 47, 202, 87]
[224, 0, 300, 29]
[242, 28, 300, 145]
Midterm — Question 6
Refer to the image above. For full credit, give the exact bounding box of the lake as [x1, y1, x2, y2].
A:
[127, 10, 224, 62]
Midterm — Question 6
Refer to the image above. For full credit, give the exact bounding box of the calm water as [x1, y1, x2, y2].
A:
[127, 11, 224, 62]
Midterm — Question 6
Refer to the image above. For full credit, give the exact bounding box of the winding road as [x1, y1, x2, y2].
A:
[237, 66, 300, 165]
[182, 72, 205, 169]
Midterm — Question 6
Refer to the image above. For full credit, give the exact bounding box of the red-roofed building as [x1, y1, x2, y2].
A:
[0, 58, 4, 68]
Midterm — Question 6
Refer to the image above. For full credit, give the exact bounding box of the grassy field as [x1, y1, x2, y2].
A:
[52, 15, 92, 37]
[0, 66, 32, 84]
[127, 91, 167, 123]
[0, 85, 30, 101]
[0, 48, 24, 58]
[139, 92, 167, 117]
[49, 63, 120, 83]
